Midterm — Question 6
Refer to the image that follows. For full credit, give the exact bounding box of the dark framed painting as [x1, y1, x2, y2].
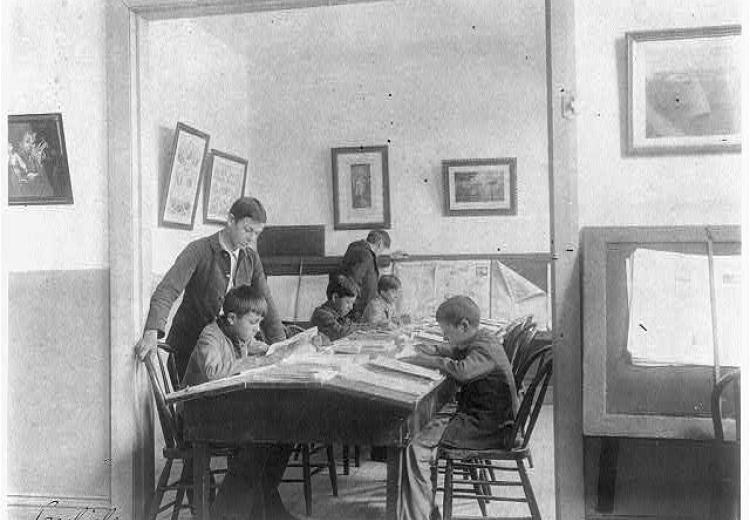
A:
[8, 113, 73, 205]
[331, 145, 390, 230]
[627, 25, 742, 155]
[203, 149, 248, 225]
[160, 122, 210, 230]
[442, 158, 517, 216]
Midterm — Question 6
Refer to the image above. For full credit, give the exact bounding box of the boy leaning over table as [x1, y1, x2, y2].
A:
[181, 284, 298, 520]
[399, 296, 519, 520]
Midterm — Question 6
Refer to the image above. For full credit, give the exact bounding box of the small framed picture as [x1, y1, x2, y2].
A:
[8, 113, 73, 206]
[160, 122, 210, 229]
[442, 158, 517, 216]
[627, 25, 742, 154]
[331, 145, 390, 230]
[203, 149, 248, 225]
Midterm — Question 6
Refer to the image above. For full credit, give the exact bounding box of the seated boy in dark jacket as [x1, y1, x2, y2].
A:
[398, 295, 519, 520]
[182, 284, 297, 520]
[310, 272, 365, 342]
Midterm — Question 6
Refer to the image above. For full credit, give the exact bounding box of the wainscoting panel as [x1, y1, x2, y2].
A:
[7, 269, 111, 511]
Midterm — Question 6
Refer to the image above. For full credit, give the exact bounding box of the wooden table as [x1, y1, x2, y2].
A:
[168, 366, 454, 519]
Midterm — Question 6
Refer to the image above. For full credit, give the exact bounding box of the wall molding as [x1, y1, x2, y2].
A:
[7, 493, 111, 509]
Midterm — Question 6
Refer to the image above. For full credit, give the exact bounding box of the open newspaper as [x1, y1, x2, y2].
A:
[626, 248, 741, 367]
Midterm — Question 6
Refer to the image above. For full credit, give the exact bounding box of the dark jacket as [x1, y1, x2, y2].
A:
[340, 240, 379, 320]
[310, 300, 355, 342]
[145, 232, 285, 377]
[436, 328, 519, 449]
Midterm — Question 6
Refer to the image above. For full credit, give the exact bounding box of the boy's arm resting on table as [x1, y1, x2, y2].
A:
[233, 341, 298, 372]
[436, 346, 496, 383]
[312, 308, 354, 342]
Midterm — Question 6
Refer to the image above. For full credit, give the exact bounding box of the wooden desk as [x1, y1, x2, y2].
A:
[170, 371, 454, 519]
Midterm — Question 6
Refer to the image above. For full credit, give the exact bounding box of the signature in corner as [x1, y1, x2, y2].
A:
[35, 500, 119, 520]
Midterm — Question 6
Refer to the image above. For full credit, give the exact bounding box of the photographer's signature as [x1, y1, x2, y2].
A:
[35, 500, 119, 520]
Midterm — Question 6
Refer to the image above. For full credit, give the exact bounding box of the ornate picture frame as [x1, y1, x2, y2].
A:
[160, 122, 210, 229]
[203, 149, 248, 225]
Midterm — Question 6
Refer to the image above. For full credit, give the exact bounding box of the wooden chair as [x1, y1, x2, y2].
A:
[143, 343, 234, 520]
[280, 324, 339, 516]
[432, 346, 553, 520]
[710, 369, 740, 520]
[501, 316, 532, 362]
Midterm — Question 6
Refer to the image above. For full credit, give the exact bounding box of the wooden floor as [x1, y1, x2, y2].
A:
[158, 404, 555, 520]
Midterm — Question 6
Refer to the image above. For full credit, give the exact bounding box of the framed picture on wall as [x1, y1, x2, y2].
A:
[203, 149, 248, 225]
[627, 25, 742, 155]
[331, 145, 390, 230]
[8, 113, 73, 206]
[442, 158, 517, 216]
[160, 122, 210, 229]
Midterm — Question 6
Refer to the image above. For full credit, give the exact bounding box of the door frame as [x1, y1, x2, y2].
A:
[106, 1, 583, 518]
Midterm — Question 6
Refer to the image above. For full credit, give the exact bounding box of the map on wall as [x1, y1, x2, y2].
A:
[393, 259, 549, 327]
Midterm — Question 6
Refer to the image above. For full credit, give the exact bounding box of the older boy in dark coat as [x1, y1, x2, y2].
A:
[340, 229, 390, 321]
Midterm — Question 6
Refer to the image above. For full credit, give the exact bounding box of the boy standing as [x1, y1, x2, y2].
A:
[340, 229, 391, 320]
[399, 296, 519, 520]
[136, 197, 285, 380]
[182, 284, 296, 520]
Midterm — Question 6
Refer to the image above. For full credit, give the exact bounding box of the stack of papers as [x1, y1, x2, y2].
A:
[367, 356, 442, 381]
[330, 337, 398, 355]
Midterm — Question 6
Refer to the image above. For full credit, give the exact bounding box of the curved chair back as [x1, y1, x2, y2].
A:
[712, 369, 741, 442]
[503, 315, 533, 363]
[508, 347, 553, 451]
[143, 343, 182, 449]
[511, 323, 538, 381]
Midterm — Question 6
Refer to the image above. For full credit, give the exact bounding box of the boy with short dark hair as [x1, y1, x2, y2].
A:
[137, 196, 285, 380]
[362, 274, 409, 330]
[399, 295, 519, 520]
[310, 272, 363, 342]
[182, 284, 297, 520]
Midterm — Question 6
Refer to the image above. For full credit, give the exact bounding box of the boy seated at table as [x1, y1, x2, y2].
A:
[311, 271, 367, 342]
[182, 284, 298, 520]
[398, 295, 519, 520]
[362, 274, 410, 330]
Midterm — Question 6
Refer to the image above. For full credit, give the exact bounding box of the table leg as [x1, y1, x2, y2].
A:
[385, 446, 403, 520]
[193, 442, 210, 520]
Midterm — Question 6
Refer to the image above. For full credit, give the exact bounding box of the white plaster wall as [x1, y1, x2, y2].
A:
[2, 0, 109, 272]
[575, 0, 743, 227]
[141, 18, 252, 274]
[187, 0, 550, 256]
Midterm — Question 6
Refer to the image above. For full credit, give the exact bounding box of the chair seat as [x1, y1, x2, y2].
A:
[439, 445, 530, 462]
